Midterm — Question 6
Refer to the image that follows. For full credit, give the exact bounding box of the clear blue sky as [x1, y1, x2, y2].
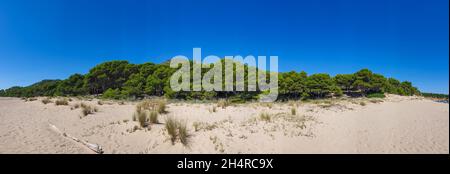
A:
[0, 0, 448, 94]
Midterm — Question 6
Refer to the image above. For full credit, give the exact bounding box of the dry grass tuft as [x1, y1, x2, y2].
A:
[25, 98, 38, 102]
[291, 107, 296, 115]
[288, 100, 297, 107]
[260, 102, 273, 109]
[192, 122, 217, 132]
[133, 99, 166, 127]
[55, 98, 69, 106]
[41, 98, 52, 104]
[134, 109, 148, 127]
[136, 99, 167, 113]
[369, 99, 383, 103]
[80, 103, 98, 116]
[149, 111, 159, 124]
[165, 117, 189, 146]
[156, 100, 167, 114]
[217, 99, 229, 109]
[260, 112, 271, 122]
[165, 117, 178, 144]
[178, 122, 188, 146]
[193, 122, 201, 132]
[71, 103, 81, 110]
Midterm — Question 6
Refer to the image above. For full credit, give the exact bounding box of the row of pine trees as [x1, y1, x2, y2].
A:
[0, 60, 420, 101]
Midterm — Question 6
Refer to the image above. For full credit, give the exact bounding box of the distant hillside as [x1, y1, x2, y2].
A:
[421, 93, 449, 99]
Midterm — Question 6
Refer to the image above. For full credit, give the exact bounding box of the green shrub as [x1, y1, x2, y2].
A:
[102, 88, 125, 100]
[0, 60, 422, 102]
[367, 93, 386, 98]
[421, 92, 448, 99]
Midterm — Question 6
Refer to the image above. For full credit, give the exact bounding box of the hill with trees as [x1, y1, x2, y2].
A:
[0, 60, 422, 101]
[421, 93, 448, 99]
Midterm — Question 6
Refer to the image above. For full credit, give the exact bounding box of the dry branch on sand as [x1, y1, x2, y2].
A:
[48, 123, 103, 154]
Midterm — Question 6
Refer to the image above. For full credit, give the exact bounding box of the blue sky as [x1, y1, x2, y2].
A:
[0, 0, 448, 93]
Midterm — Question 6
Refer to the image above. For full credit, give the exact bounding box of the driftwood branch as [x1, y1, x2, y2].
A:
[49, 123, 104, 154]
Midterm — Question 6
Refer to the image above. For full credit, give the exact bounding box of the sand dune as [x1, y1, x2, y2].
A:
[0, 95, 448, 154]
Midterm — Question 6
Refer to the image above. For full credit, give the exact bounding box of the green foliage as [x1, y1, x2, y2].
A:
[279, 71, 308, 100]
[0, 59, 421, 100]
[101, 88, 125, 100]
[1, 86, 24, 97]
[367, 93, 386, 98]
[145, 64, 174, 96]
[306, 74, 336, 98]
[385, 78, 418, 96]
[0, 80, 61, 97]
[85, 61, 138, 94]
[369, 74, 388, 93]
[421, 93, 448, 99]
[55, 74, 87, 96]
[121, 73, 145, 98]
[333, 74, 354, 91]
[400, 81, 420, 96]
[352, 69, 373, 94]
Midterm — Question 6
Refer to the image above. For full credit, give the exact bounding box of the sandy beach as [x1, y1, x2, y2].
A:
[0, 95, 448, 154]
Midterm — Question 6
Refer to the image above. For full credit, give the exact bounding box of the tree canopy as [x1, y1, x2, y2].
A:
[0, 60, 423, 101]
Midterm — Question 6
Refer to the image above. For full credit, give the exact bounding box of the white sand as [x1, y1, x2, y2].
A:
[0, 95, 448, 154]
